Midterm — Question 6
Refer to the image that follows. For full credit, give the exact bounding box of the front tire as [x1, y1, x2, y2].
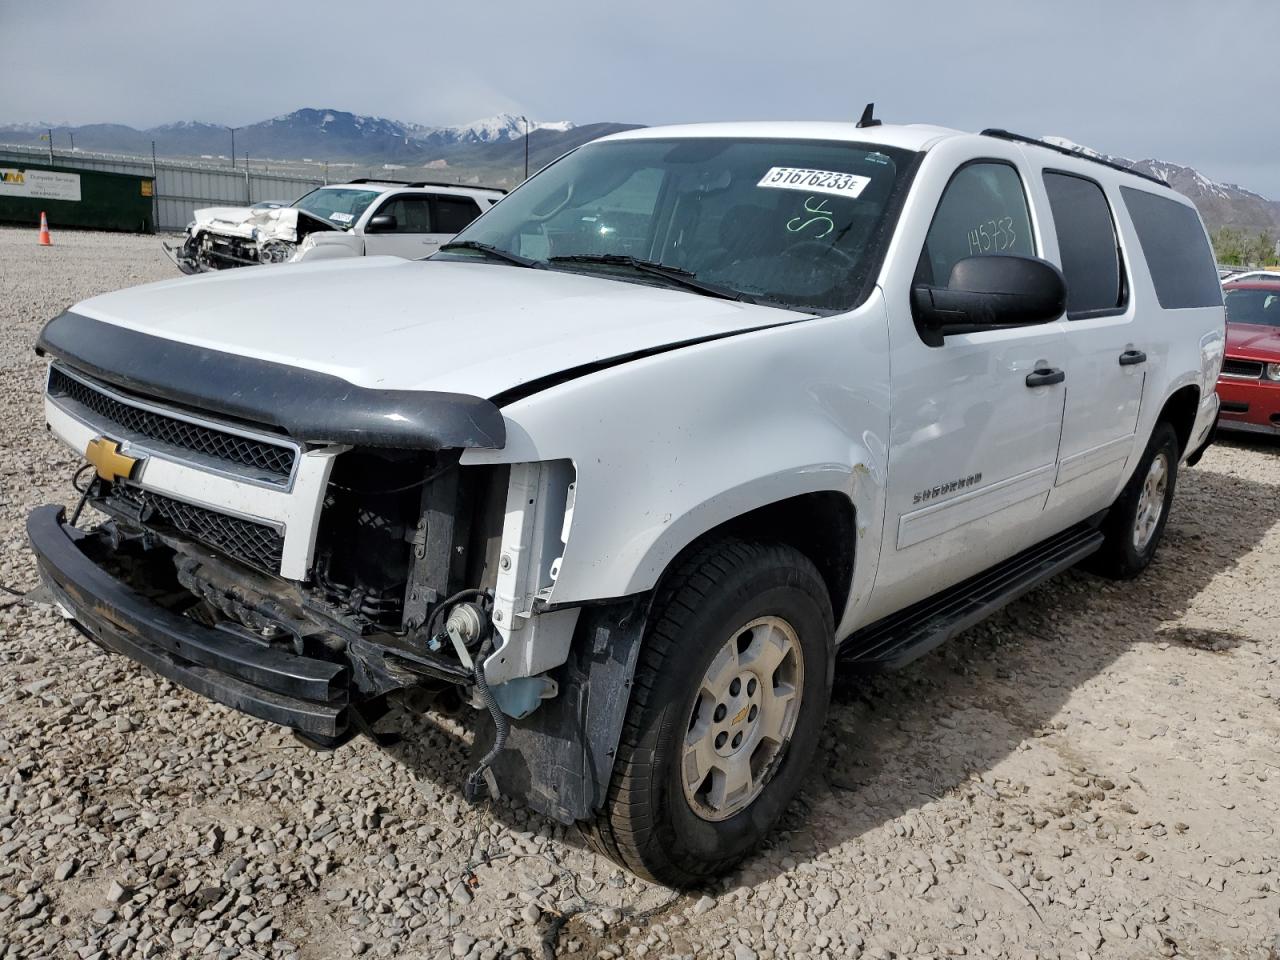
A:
[1090, 421, 1180, 579]
[586, 539, 833, 887]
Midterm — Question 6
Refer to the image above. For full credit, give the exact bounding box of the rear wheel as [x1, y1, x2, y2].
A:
[586, 539, 833, 886]
[1090, 422, 1180, 579]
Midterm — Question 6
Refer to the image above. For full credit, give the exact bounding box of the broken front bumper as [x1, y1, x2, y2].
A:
[27, 504, 350, 738]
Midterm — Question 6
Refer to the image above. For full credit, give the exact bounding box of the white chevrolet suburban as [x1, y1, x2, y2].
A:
[165, 179, 504, 273]
[30, 119, 1224, 886]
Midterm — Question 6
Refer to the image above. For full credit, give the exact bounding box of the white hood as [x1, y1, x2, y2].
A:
[71, 257, 803, 398]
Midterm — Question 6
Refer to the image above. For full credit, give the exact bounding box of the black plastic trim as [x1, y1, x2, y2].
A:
[839, 521, 1104, 670]
[478, 596, 649, 823]
[27, 505, 348, 737]
[981, 129, 1170, 187]
[1185, 414, 1218, 465]
[346, 177, 507, 194]
[36, 311, 505, 451]
[1026, 367, 1066, 387]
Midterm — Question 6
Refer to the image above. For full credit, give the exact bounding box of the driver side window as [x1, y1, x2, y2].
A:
[375, 196, 433, 234]
[916, 162, 1034, 286]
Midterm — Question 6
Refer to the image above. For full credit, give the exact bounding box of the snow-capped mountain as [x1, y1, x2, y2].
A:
[1043, 136, 1280, 233]
[4, 113, 1270, 232]
[0, 108, 578, 163]
[413, 113, 576, 146]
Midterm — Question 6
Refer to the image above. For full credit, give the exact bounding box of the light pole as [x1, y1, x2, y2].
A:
[226, 126, 240, 168]
[520, 114, 530, 181]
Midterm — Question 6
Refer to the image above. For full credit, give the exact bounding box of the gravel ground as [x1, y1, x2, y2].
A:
[1, 225, 1278, 960]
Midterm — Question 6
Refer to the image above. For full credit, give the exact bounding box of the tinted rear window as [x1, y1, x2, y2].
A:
[1044, 172, 1125, 318]
[432, 196, 482, 233]
[1120, 186, 1221, 309]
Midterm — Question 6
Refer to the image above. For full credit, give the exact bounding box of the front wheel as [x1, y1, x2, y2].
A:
[585, 539, 833, 886]
[1090, 421, 1180, 579]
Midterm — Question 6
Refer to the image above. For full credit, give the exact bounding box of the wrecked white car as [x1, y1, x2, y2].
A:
[164, 180, 504, 273]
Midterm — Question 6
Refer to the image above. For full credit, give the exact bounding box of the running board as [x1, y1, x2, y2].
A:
[839, 522, 1105, 670]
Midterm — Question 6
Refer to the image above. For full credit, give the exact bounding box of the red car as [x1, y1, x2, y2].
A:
[1217, 279, 1280, 437]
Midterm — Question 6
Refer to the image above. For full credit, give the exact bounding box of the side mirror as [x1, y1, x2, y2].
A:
[912, 255, 1066, 347]
[365, 214, 397, 233]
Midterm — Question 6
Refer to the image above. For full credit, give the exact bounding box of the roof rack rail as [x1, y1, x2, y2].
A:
[404, 180, 508, 194]
[979, 129, 1169, 188]
[341, 177, 507, 194]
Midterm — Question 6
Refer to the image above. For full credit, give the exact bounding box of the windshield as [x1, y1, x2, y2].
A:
[292, 187, 382, 230]
[1225, 287, 1280, 327]
[440, 137, 915, 312]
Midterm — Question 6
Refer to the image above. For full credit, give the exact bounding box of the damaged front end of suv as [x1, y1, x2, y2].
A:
[163, 203, 338, 274]
[28, 310, 641, 821]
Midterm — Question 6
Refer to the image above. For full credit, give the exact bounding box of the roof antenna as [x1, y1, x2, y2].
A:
[856, 102, 881, 128]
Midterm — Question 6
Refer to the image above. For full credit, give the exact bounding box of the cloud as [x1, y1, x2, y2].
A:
[1, 0, 1276, 195]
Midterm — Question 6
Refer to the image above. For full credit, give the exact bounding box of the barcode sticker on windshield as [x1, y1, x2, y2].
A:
[757, 167, 871, 199]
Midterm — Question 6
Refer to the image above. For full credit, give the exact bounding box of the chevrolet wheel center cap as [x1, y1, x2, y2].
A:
[84, 437, 139, 482]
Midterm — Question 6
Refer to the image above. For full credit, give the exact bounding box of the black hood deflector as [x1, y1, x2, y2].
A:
[36, 311, 506, 450]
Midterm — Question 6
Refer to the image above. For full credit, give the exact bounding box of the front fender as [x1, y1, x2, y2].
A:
[294, 234, 365, 261]
[462, 292, 892, 633]
[622, 462, 874, 601]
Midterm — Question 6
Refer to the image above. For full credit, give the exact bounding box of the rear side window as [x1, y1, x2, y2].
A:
[1120, 187, 1221, 309]
[432, 196, 483, 233]
[1043, 172, 1125, 318]
[915, 161, 1035, 287]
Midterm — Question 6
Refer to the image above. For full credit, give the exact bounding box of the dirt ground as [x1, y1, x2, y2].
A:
[0, 226, 1277, 960]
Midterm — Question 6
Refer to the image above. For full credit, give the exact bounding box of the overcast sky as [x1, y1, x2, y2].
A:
[3, 0, 1277, 196]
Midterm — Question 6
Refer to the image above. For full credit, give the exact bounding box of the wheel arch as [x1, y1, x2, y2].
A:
[651, 490, 857, 626]
[1157, 382, 1201, 456]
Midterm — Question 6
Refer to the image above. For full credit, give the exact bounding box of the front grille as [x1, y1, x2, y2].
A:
[112, 483, 284, 574]
[49, 366, 296, 482]
[1222, 358, 1264, 379]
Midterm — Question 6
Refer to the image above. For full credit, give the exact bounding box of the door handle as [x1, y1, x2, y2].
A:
[1025, 367, 1065, 387]
[1119, 349, 1147, 366]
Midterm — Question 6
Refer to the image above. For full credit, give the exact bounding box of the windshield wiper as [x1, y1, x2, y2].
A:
[437, 240, 544, 269]
[547, 254, 757, 304]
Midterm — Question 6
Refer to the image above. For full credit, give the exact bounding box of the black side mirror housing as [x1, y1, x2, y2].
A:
[365, 214, 397, 233]
[912, 254, 1067, 347]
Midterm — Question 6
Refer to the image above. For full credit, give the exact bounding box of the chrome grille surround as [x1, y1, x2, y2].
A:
[46, 363, 300, 489]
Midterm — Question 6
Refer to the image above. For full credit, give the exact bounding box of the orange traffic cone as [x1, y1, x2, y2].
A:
[38, 212, 51, 246]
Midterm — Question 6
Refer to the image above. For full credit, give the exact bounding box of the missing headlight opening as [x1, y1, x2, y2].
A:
[61, 442, 576, 753]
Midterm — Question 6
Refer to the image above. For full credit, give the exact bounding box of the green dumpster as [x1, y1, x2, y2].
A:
[0, 162, 154, 233]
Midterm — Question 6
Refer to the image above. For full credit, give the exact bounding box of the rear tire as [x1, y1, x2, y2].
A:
[1090, 421, 1180, 579]
[585, 539, 833, 887]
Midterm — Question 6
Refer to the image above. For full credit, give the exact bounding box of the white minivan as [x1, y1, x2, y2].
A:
[31, 118, 1223, 886]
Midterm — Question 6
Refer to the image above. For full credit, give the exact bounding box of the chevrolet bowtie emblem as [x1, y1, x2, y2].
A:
[84, 437, 139, 482]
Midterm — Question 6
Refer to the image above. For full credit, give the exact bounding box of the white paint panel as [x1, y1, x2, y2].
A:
[896, 464, 1056, 549]
[1054, 434, 1134, 487]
